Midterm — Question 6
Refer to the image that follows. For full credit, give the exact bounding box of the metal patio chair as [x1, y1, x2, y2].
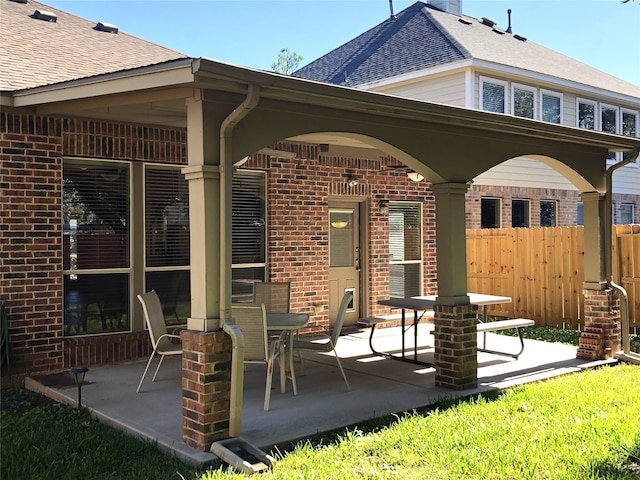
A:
[136, 290, 182, 393]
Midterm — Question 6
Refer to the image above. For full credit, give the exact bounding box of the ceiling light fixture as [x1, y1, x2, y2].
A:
[407, 171, 424, 182]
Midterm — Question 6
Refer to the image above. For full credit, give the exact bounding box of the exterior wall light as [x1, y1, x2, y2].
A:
[378, 199, 389, 215]
[347, 174, 360, 187]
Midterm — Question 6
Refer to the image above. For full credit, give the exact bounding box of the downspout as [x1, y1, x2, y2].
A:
[219, 84, 261, 436]
[604, 147, 640, 364]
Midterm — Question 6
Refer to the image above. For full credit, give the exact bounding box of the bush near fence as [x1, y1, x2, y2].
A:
[466, 224, 639, 333]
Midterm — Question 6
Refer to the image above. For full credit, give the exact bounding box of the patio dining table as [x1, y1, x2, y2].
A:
[266, 312, 309, 395]
[376, 293, 512, 366]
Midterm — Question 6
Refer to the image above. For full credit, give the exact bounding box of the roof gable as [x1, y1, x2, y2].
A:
[0, 0, 189, 91]
[293, 2, 469, 86]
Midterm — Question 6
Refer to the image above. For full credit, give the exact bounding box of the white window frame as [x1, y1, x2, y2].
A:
[511, 198, 530, 228]
[621, 108, 639, 167]
[511, 83, 537, 119]
[577, 98, 598, 130]
[388, 201, 424, 298]
[619, 204, 635, 224]
[481, 197, 502, 229]
[601, 103, 620, 164]
[480, 76, 509, 114]
[540, 89, 563, 124]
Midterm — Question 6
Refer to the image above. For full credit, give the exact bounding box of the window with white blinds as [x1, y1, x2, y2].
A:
[389, 203, 422, 298]
[63, 159, 130, 335]
[541, 92, 562, 124]
[232, 171, 266, 302]
[145, 167, 190, 268]
[144, 166, 190, 325]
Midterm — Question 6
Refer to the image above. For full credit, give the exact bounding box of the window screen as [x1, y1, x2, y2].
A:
[540, 201, 557, 227]
[512, 199, 530, 227]
[389, 203, 422, 298]
[481, 198, 501, 228]
[541, 93, 561, 123]
[482, 81, 506, 113]
[513, 87, 534, 119]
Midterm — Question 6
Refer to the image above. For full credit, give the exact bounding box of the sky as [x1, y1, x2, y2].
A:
[44, 0, 640, 86]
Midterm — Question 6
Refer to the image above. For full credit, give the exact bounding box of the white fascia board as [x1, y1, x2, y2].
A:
[11, 60, 195, 107]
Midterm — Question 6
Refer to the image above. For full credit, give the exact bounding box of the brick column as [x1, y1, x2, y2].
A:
[577, 289, 620, 360]
[181, 329, 232, 451]
[433, 304, 478, 390]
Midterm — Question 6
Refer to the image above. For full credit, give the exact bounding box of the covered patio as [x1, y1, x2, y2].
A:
[28, 326, 611, 466]
[16, 57, 640, 451]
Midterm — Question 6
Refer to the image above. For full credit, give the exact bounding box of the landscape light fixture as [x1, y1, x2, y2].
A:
[72, 366, 89, 409]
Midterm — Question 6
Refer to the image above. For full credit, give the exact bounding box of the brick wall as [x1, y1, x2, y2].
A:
[1, 110, 187, 374]
[1, 113, 65, 373]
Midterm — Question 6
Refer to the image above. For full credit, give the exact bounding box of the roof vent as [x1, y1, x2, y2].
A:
[31, 9, 57, 22]
[492, 26, 506, 35]
[481, 17, 496, 27]
[514, 34, 527, 42]
[94, 22, 118, 34]
[458, 18, 472, 25]
[10, 0, 29, 4]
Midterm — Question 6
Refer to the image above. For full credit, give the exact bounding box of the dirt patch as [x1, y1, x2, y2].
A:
[0, 387, 63, 415]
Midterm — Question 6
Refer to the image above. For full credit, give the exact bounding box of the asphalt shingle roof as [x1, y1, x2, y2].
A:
[294, 1, 640, 99]
[0, 0, 189, 92]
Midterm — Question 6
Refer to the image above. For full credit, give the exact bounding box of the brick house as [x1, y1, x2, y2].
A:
[2, 0, 639, 450]
[294, 1, 640, 228]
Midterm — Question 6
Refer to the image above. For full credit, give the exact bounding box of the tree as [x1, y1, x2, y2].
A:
[271, 48, 303, 75]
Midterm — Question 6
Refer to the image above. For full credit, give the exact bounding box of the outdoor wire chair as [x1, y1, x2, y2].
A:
[292, 291, 352, 391]
[136, 290, 182, 393]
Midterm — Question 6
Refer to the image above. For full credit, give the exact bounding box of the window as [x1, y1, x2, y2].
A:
[389, 203, 422, 298]
[63, 159, 130, 335]
[481, 198, 501, 228]
[512, 199, 530, 227]
[512, 84, 536, 119]
[231, 171, 266, 303]
[541, 90, 562, 124]
[144, 166, 190, 325]
[622, 109, 639, 164]
[540, 200, 557, 227]
[619, 204, 634, 224]
[601, 104, 619, 162]
[577, 202, 584, 226]
[577, 99, 597, 130]
[481, 78, 507, 113]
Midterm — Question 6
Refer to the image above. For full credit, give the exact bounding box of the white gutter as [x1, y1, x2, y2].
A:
[605, 147, 640, 365]
[218, 84, 261, 436]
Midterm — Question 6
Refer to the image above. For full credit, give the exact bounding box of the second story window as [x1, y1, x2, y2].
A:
[481, 198, 501, 228]
[481, 78, 507, 113]
[513, 85, 536, 119]
[540, 200, 557, 227]
[578, 99, 597, 130]
[541, 91, 562, 124]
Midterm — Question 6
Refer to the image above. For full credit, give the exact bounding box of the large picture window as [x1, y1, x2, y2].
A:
[389, 203, 422, 298]
[63, 159, 130, 335]
[144, 166, 190, 325]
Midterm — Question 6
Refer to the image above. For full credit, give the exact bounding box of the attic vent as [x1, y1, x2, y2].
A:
[514, 34, 527, 42]
[481, 17, 496, 27]
[492, 26, 506, 35]
[94, 22, 118, 34]
[10, 0, 29, 4]
[31, 9, 57, 22]
[458, 18, 472, 25]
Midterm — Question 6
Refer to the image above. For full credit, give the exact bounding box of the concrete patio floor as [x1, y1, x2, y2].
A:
[27, 324, 609, 467]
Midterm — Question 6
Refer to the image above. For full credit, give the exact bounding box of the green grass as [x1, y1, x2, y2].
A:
[198, 365, 640, 479]
[0, 393, 211, 479]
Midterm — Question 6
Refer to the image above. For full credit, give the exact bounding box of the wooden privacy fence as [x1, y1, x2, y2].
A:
[466, 225, 639, 332]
